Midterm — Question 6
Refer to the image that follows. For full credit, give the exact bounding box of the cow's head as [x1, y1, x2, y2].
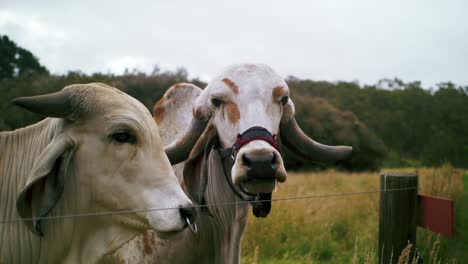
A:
[13, 83, 195, 239]
[165, 64, 352, 195]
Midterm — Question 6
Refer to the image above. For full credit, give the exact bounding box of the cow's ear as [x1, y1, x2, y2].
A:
[16, 136, 75, 236]
[182, 124, 216, 206]
[154, 83, 209, 165]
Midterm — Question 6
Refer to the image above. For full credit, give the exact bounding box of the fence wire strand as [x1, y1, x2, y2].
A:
[0, 187, 417, 224]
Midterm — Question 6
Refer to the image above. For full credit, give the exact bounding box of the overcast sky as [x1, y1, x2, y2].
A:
[1, 0, 467, 88]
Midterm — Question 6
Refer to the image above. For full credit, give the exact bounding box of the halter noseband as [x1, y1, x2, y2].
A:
[217, 126, 278, 218]
[221, 126, 278, 161]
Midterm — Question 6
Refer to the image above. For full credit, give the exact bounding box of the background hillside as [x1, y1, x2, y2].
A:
[1, 35, 467, 171]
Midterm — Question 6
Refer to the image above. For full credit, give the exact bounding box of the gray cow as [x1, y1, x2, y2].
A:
[112, 64, 352, 263]
[0, 83, 195, 263]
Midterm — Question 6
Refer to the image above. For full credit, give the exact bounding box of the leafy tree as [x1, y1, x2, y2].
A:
[0, 35, 16, 79]
[0, 35, 48, 80]
[1, 44, 467, 170]
[287, 78, 468, 168]
[286, 95, 386, 171]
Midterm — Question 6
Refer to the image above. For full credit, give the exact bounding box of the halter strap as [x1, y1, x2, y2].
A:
[215, 139, 258, 201]
[219, 126, 278, 161]
[215, 127, 277, 218]
[217, 146, 272, 217]
[234, 126, 278, 151]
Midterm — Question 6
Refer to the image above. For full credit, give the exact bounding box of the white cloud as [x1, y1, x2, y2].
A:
[0, 0, 467, 87]
[105, 56, 151, 75]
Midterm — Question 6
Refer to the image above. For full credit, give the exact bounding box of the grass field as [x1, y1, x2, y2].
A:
[241, 166, 467, 263]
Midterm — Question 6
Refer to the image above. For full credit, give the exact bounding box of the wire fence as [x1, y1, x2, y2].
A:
[0, 187, 417, 224]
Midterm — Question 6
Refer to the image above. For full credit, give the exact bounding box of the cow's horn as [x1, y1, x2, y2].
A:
[165, 117, 209, 165]
[12, 90, 73, 118]
[280, 117, 352, 164]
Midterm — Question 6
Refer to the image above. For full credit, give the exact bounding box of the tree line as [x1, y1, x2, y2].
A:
[286, 78, 468, 169]
[1, 35, 467, 170]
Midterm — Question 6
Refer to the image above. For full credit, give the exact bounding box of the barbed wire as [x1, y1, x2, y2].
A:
[0, 187, 417, 224]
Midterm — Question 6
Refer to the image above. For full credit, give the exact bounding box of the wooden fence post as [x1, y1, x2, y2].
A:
[379, 173, 418, 264]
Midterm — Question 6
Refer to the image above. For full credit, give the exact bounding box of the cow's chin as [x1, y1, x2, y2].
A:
[240, 178, 276, 194]
[155, 227, 188, 239]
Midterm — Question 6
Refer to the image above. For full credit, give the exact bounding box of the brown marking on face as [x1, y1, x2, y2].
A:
[152, 97, 165, 124]
[272, 86, 285, 101]
[142, 230, 155, 256]
[109, 256, 126, 264]
[222, 78, 240, 95]
[165, 83, 186, 100]
[226, 101, 240, 124]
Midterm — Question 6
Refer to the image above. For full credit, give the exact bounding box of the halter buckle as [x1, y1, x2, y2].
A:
[230, 146, 236, 161]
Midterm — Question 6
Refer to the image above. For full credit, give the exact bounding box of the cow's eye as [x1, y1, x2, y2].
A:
[280, 96, 289, 105]
[111, 132, 137, 144]
[211, 98, 224, 107]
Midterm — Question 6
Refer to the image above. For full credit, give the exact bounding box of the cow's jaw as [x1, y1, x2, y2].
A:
[231, 140, 287, 193]
[112, 213, 151, 231]
[143, 186, 191, 233]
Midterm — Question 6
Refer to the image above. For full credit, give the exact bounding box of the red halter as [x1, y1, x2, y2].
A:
[231, 126, 278, 159]
[216, 126, 278, 218]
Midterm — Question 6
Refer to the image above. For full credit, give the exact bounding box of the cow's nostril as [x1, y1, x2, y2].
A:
[243, 154, 252, 168]
[243, 152, 276, 174]
[179, 206, 197, 224]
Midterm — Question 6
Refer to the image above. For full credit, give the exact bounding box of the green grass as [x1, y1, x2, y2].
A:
[417, 171, 468, 263]
[240, 167, 467, 263]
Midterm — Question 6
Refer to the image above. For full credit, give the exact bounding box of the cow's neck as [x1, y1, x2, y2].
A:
[199, 149, 250, 263]
[108, 146, 252, 264]
[0, 118, 78, 263]
[0, 119, 137, 263]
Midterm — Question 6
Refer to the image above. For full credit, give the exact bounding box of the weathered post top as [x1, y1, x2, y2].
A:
[379, 172, 418, 264]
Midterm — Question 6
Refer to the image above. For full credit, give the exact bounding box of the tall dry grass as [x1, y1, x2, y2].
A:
[241, 166, 465, 263]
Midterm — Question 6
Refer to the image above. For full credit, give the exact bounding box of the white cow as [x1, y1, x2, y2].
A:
[0, 83, 195, 263]
[113, 64, 352, 263]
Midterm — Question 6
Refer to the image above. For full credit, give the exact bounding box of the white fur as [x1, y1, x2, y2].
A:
[0, 83, 191, 263]
[112, 64, 293, 264]
[196, 64, 290, 186]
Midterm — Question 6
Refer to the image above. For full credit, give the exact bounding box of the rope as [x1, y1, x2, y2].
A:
[0, 187, 417, 224]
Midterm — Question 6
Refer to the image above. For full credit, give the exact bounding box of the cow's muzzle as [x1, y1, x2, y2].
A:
[243, 151, 277, 178]
[236, 147, 286, 193]
[223, 127, 287, 193]
[217, 127, 287, 218]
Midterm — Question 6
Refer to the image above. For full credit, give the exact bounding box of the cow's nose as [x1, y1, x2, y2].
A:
[179, 206, 197, 225]
[243, 152, 277, 179]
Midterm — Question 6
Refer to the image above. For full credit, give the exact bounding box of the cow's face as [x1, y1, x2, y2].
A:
[67, 85, 193, 233]
[198, 65, 291, 193]
[165, 64, 352, 196]
[14, 83, 194, 237]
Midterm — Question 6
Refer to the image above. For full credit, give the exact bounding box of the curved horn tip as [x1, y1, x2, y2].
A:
[341, 146, 353, 158]
[11, 91, 73, 118]
[322, 145, 353, 163]
[11, 97, 30, 107]
[280, 117, 354, 163]
[11, 97, 44, 112]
